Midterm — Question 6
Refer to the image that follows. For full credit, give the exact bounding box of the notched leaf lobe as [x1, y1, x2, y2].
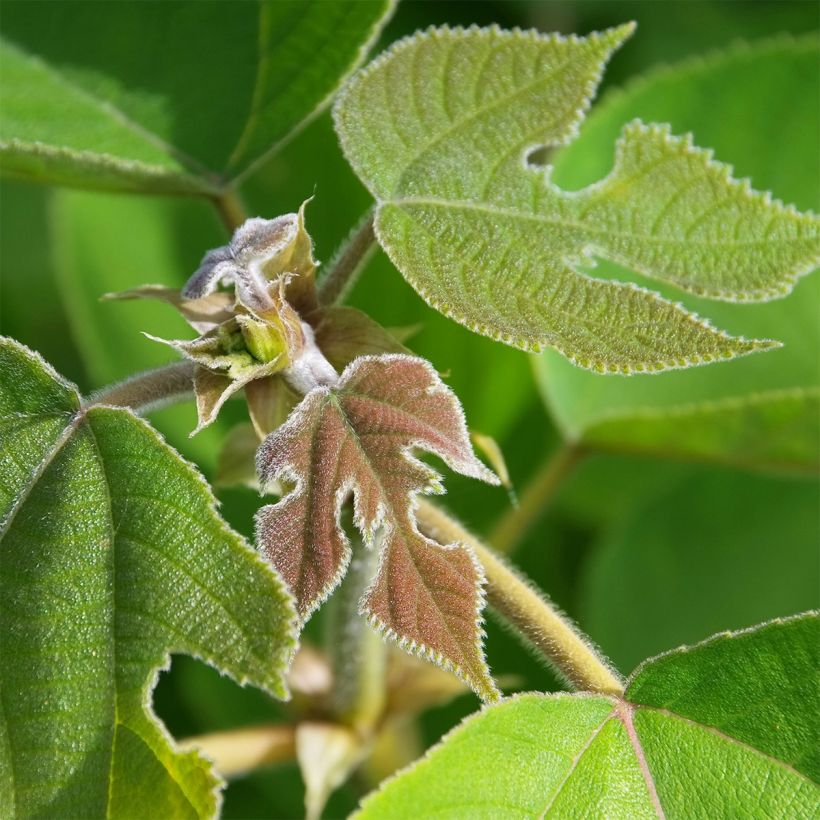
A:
[255, 354, 501, 700]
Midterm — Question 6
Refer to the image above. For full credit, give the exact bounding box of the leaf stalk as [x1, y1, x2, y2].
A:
[318, 210, 377, 305]
[489, 444, 584, 553]
[211, 189, 249, 233]
[327, 533, 388, 732]
[85, 361, 195, 414]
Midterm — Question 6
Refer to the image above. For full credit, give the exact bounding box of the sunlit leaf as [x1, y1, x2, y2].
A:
[356, 614, 819, 818]
[334, 25, 820, 372]
[1, 0, 394, 192]
[536, 36, 820, 468]
[255, 354, 500, 699]
[0, 337, 297, 817]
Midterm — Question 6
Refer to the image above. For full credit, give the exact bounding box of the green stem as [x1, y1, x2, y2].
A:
[416, 499, 624, 696]
[489, 444, 584, 553]
[318, 210, 376, 306]
[85, 361, 195, 414]
[211, 189, 249, 233]
[327, 531, 387, 731]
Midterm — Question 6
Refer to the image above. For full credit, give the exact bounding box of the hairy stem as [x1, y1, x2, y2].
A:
[211, 189, 249, 233]
[179, 724, 296, 778]
[489, 444, 584, 553]
[318, 210, 376, 306]
[85, 361, 195, 414]
[327, 532, 387, 731]
[416, 499, 624, 696]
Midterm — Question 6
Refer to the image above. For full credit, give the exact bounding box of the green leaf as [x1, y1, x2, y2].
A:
[0, 337, 297, 817]
[255, 355, 501, 700]
[334, 25, 819, 372]
[0, 0, 394, 193]
[535, 36, 820, 468]
[355, 614, 819, 818]
[580, 387, 820, 473]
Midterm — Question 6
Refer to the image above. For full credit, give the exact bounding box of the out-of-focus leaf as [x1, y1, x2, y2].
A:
[536, 36, 820, 468]
[581, 468, 820, 672]
[296, 723, 368, 820]
[215, 422, 263, 490]
[355, 614, 819, 818]
[0, 0, 394, 192]
[580, 387, 820, 473]
[334, 25, 818, 372]
[0, 337, 296, 817]
[256, 355, 500, 699]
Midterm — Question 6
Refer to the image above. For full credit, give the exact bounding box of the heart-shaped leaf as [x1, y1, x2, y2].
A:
[535, 36, 820, 471]
[0, 0, 394, 193]
[334, 25, 820, 372]
[355, 613, 819, 818]
[0, 337, 297, 817]
[255, 354, 501, 700]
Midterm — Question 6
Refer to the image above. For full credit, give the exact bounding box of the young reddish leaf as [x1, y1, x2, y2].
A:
[256, 354, 501, 699]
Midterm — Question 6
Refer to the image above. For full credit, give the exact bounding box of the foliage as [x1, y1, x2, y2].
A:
[333, 25, 817, 372]
[357, 615, 819, 818]
[0, 338, 296, 817]
[0, 1, 817, 818]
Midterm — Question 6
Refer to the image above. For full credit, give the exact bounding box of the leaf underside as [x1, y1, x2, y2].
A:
[333, 25, 820, 373]
[355, 614, 820, 818]
[0, 337, 297, 818]
[0, 0, 394, 193]
[255, 354, 500, 700]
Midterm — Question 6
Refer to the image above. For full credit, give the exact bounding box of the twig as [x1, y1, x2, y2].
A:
[85, 361, 195, 414]
[318, 211, 376, 305]
[416, 499, 624, 695]
[489, 444, 584, 553]
[211, 189, 249, 233]
[327, 533, 387, 731]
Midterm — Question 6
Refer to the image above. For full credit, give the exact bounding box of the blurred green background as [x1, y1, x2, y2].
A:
[1, 1, 817, 817]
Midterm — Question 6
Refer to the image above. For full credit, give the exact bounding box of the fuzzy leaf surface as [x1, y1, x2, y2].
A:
[356, 614, 819, 818]
[334, 25, 820, 372]
[536, 37, 820, 467]
[0, 0, 393, 193]
[0, 337, 297, 818]
[256, 354, 500, 699]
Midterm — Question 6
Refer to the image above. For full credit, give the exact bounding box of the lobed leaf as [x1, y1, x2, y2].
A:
[355, 613, 820, 818]
[255, 354, 501, 700]
[0, 337, 297, 817]
[535, 35, 820, 468]
[334, 25, 820, 372]
[0, 0, 394, 193]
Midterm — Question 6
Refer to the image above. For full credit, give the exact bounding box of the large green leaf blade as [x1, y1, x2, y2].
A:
[535, 36, 820, 468]
[355, 614, 819, 818]
[0, 337, 297, 817]
[627, 613, 819, 781]
[0, 0, 393, 193]
[334, 25, 818, 372]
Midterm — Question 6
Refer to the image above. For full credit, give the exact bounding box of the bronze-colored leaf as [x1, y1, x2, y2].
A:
[103, 284, 236, 332]
[256, 355, 500, 699]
